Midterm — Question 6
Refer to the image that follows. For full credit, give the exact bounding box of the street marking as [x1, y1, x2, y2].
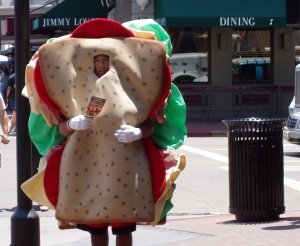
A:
[284, 143, 300, 147]
[209, 148, 228, 151]
[182, 145, 300, 192]
[220, 167, 300, 192]
[220, 166, 300, 172]
[284, 178, 300, 192]
[281, 166, 300, 171]
[219, 166, 228, 171]
[220, 168, 300, 192]
[182, 145, 300, 165]
[180, 145, 228, 163]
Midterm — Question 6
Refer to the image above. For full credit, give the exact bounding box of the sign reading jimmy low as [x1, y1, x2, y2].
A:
[40, 18, 96, 28]
[32, 0, 116, 31]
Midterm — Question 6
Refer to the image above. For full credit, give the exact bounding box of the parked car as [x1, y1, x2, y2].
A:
[284, 64, 300, 144]
[232, 57, 271, 84]
[169, 53, 208, 83]
[283, 97, 300, 144]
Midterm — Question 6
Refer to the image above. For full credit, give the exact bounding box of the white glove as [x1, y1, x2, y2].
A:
[115, 125, 142, 143]
[68, 115, 93, 130]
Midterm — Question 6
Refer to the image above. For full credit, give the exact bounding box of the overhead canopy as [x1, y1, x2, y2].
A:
[5, 17, 37, 36]
[155, 0, 286, 28]
[32, 0, 116, 31]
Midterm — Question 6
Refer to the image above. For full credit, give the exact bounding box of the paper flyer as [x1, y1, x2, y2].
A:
[85, 96, 106, 118]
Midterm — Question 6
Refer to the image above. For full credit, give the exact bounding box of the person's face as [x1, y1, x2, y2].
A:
[94, 55, 109, 77]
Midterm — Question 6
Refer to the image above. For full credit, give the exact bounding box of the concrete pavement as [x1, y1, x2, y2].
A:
[186, 120, 227, 137]
[4, 210, 300, 246]
[1, 127, 300, 245]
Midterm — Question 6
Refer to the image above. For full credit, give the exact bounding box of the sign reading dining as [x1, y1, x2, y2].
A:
[41, 18, 95, 27]
[220, 17, 256, 27]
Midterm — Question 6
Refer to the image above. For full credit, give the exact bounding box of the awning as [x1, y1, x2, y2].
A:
[155, 0, 287, 28]
[5, 17, 38, 36]
[32, 0, 116, 31]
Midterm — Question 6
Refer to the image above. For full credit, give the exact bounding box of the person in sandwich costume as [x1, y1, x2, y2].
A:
[21, 18, 186, 246]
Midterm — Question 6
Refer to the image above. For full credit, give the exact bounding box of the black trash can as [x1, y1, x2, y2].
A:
[222, 117, 287, 221]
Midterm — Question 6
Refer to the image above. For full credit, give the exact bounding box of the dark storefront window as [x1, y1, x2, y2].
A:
[166, 28, 208, 54]
[231, 29, 272, 85]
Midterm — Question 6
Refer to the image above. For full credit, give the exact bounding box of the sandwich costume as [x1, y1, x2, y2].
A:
[21, 18, 187, 228]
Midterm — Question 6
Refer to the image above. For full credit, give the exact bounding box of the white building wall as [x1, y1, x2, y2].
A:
[2, 0, 11, 6]
[111, 0, 154, 24]
[4, 0, 62, 6]
[131, 0, 154, 20]
[33, 0, 63, 4]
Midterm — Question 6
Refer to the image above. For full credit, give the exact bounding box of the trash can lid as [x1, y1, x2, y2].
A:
[222, 117, 287, 130]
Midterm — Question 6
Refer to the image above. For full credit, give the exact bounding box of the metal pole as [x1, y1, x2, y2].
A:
[11, 0, 40, 245]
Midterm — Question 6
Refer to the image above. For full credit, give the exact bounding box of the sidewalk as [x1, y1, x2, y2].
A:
[158, 211, 300, 246]
[2, 209, 300, 245]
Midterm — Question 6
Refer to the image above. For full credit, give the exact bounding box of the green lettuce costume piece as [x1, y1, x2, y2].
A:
[152, 83, 187, 149]
[28, 112, 66, 156]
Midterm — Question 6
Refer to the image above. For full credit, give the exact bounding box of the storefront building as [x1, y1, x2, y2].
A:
[153, 0, 295, 120]
[0, 4, 54, 52]
[114, 0, 296, 120]
[2, 0, 296, 120]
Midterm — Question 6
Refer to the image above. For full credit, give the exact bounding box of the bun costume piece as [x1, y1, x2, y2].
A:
[21, 19, 186, 226]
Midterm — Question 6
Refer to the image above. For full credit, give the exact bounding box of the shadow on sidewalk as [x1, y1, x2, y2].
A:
[262, 217, 300, 230]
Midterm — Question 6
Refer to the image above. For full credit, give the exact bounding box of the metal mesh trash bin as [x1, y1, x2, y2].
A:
[222, 117, 287, 221]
